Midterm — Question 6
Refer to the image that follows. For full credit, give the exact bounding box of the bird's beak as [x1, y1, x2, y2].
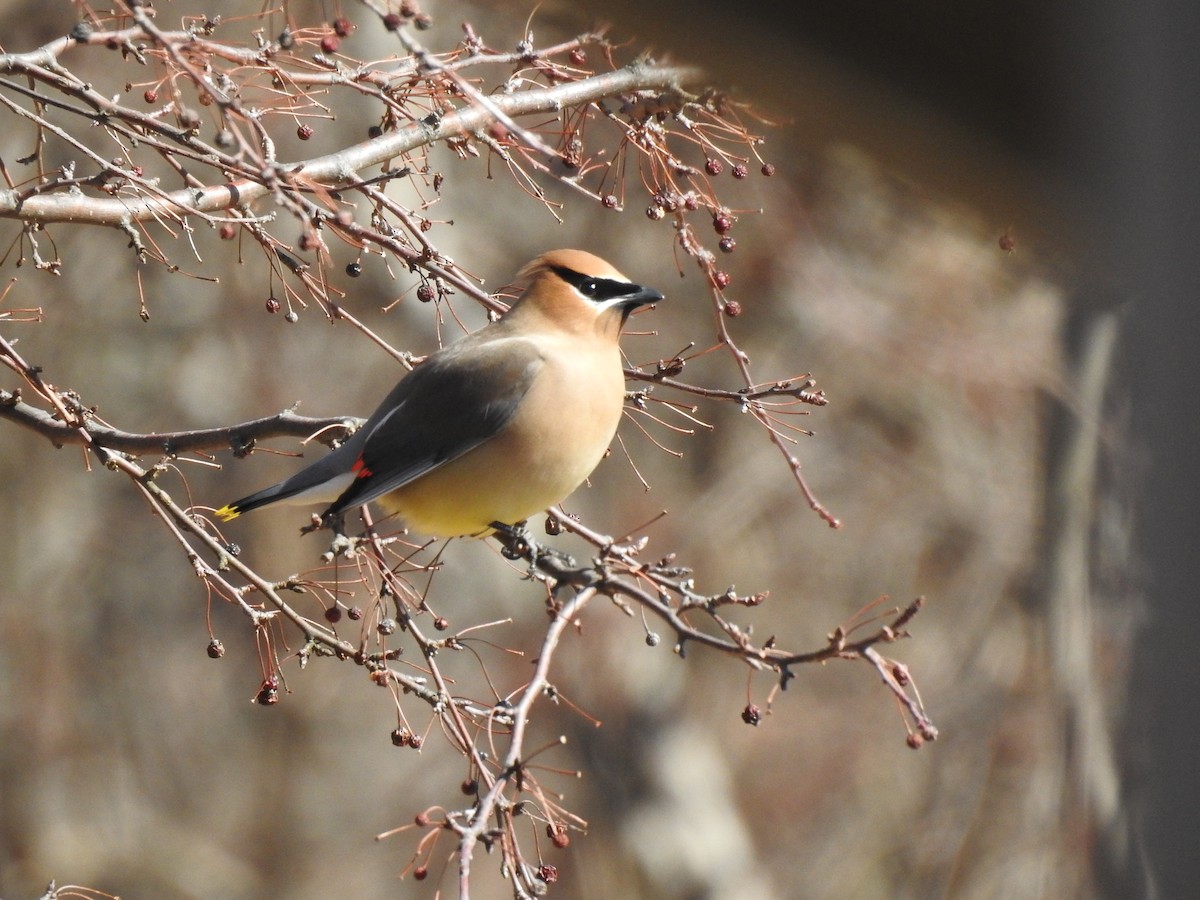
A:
[623, 285, 664, 308]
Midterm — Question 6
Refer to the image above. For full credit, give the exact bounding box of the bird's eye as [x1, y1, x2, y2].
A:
[580, 279, 599, 297]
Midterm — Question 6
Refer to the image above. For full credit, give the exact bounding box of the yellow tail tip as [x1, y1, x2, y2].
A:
[214, 505, 241, 522]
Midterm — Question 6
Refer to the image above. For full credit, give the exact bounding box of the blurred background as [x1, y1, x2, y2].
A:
[2, 1, 1194, 898]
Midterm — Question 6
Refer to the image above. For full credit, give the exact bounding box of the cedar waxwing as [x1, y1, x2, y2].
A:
[214, 249, 663, 537]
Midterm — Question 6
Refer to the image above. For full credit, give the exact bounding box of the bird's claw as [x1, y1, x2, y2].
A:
[490, 520, 575, 568]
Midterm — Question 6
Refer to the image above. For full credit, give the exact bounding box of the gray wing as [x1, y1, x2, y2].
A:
[325, 335, 543, 515]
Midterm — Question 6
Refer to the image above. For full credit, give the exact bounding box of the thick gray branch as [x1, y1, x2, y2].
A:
[0, 389, 359, 455]
[0, 63, 697, 225]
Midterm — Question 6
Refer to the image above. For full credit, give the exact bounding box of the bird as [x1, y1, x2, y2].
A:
[214, 249, 663, 538]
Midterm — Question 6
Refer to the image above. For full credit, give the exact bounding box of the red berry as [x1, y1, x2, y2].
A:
[705, 157, 722, 176]
[741, 703, 761, 725]
[547, 822, 570, 848]
[143, 88, 157, 104]
[416, 283, 435, 302]
[383, 13, 403, 30]
[324, 606, 342, 623]
[296, 123, 314, 140]
[761, 163, 776, 176]
[713, 213, 733, 234]
[723, 299, 742, 317]
[218, 223, 236, 240]
[265, 296, 281, 313]
[732, 163, 749, 179]
[320, 35, 339, 53]
[569, 48, 586, 66]
[601, 194, 618, 209]
[332, 17, 354, 37]
[713, 270, 731, 289]
[413, 865, 428, 881]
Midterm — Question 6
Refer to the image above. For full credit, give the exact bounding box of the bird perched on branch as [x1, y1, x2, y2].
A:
[214, 249, 663, 538]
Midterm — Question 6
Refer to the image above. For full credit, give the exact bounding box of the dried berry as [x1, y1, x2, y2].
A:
[761, 162, 776, 176]
[705, 157, 722, 176]
[569, 48, 586, 66]
[723, 299, 743, 317]
[713, 270, 731, 289]
[143, 88, 157, 104]
[732, 163, 749, 179]
[265, 296, 281, 313]
[383, 12, 403, 30]
[346, 262, 362, 277]
[601, 194, 618, 209]
[296, 123, 314, 140]
[218, 223, 236, 240]
[719, 236, 736, 253]
[324, 606, 342, 623]
[206, 639, 225, 659]
[332, 17, 354, 37]
[741, 703, 761, 726]
[278, 28, 294, 49]
[320, 34, 339, 54]
[416, 283, 435, 303]
[256, 680, 280, 705]
[712, 213, 734, 234]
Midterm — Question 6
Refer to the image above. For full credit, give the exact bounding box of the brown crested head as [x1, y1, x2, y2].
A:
[510, 249, 663, 337]
[517, 249, 629, 285]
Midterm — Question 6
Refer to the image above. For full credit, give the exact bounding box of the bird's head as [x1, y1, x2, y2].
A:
[511, 249, 663, 337]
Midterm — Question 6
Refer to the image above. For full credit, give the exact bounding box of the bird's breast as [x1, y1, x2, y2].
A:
[378, 341, 627, 536]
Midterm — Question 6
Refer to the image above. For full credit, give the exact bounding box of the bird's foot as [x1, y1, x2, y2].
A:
[490, 520, 575, 567]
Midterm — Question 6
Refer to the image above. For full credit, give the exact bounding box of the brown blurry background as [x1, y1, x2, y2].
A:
[2, 1, 1193, 898]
